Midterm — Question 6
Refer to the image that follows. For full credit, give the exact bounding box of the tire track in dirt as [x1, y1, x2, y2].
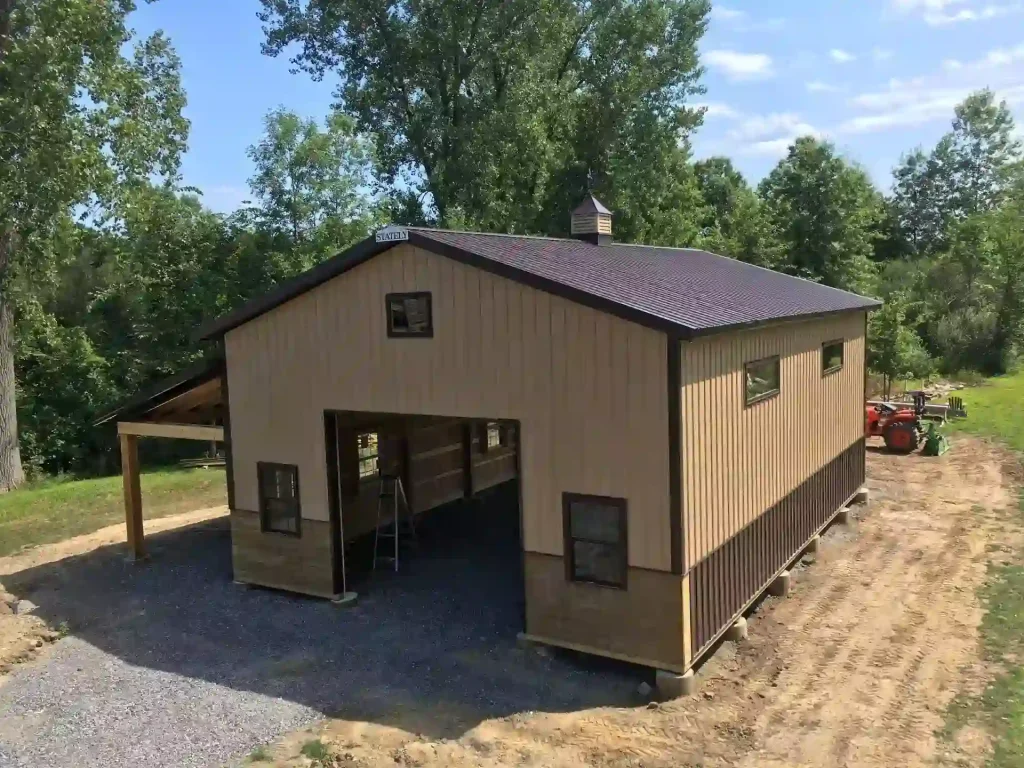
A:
[260, 438, 1019, 768]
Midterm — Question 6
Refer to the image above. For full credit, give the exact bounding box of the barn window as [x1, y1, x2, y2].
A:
[822, 339, 844, 375]
[386, 292, 433, 337]
[357, 432, 379, 479]
[486, 422, 502, 450]
[257, 462, 301, 536]
[563, 493, 628, 589]
[744, 355, 781, 406]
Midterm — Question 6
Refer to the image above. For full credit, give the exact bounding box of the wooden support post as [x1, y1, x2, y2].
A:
[119, 433, 146, 561]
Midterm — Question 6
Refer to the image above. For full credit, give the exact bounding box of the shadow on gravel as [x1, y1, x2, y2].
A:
[2, 483, 639, 741]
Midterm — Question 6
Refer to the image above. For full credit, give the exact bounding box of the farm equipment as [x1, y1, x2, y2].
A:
[865, 390, 951, 455]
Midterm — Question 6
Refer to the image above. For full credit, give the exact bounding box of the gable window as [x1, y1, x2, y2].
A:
[258, 462, 301, 536]
[386, 292, 433, 337]
[357, 432, 379, 479]
[822, 339, 844, 375]
[563, 493, 628, 589]
[745, 355, 781, 406]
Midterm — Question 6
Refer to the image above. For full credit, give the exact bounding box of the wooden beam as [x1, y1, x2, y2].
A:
[117, 421, 224, 441]
[120, 433, 146, 561]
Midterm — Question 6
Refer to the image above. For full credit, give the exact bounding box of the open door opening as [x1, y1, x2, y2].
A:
[324, 410, 524, 627]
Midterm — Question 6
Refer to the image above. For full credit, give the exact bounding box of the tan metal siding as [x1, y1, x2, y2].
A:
[225, 244, 671, 571]
[680, 312, 866, 569]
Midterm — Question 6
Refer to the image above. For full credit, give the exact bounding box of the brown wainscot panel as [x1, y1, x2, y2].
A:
[231, 509, 336, 598]
[689, 437, 865, 658]
[524, 551, 685, 670]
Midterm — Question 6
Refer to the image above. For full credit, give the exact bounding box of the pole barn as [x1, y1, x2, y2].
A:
[101, 197, 879, 686]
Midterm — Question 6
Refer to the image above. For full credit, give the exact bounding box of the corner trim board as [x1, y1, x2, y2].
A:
[667, 336, 683, 574]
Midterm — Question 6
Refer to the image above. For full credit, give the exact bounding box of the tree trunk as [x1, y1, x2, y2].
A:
[0, 228, 24, 491]
[0, 295, 24, 491]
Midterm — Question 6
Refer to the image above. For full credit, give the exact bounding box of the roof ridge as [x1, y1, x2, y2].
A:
[410, 226, 582, 244]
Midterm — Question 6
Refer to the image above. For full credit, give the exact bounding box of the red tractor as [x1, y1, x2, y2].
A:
[865, 391, 930, 453]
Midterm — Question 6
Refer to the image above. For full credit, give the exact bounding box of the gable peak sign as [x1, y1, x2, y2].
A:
[375, 225, 409, 244]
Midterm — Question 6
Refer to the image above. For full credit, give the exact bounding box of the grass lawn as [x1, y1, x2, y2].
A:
[0, 468, 226, 558]
[945, 371, 1024, 454]
[942, 369, 1024, 766]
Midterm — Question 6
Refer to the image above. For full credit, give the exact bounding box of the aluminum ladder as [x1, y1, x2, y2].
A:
[373, 474, 415, 572]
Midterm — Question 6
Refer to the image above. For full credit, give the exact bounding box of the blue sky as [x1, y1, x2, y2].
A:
[131, 0, 1024, 213]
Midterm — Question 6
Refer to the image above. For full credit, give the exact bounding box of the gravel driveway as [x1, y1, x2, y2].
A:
[0, 486, 637, 768]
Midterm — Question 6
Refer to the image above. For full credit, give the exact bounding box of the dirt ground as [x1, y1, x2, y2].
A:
[257, 437, 1021, 768]
[0, 443, 1019, 768]
[0, 506, 227, 680]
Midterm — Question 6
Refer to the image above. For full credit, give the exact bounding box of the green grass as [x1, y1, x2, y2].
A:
[299, 739, 330, 761]
[247, 745, 271, 763]
[0, 467, 226, 557]
[945, 370, 1024, 454]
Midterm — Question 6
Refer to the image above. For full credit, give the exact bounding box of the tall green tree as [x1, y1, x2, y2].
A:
[246, 108, 381, 260]
[0, 0, 188, 489]
[888, 91, 1021, 260]
[867, 290, 933, 399]
[258, 0, 710, 238]
[694, 157, 781, 268]
[759, 137, 882, 294]
[889, 148, 947, 258]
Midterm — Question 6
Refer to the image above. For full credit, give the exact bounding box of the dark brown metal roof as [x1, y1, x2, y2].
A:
[197, 228, 879, 341]
[572, 195, 612, 215]
[94, 358, 224, 426]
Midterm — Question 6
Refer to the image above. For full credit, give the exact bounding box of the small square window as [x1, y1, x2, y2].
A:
[357, 432, 379, 479]
[822, 339, 844, 375]
[563, 493, 627, 588]
[387, 292, 433, 337]
[257, 462, 301, 536]
[745, 355, 781, 406]
[486, 422, 501, 450]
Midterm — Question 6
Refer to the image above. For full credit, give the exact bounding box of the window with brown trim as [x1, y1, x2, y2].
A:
[745, 355, 781, 406]
[357, 432, 379, 479]
[386, 292, 433, 337]
[563, 493, 628, 588]
[257, 462, 301, 536]
[822, 339, 844, 375]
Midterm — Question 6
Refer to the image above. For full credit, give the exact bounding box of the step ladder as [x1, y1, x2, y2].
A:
[373, 474, 416, 572]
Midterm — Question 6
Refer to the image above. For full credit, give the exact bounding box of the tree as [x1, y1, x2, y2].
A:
[258, 0, 710, 235]
[247, 108, 382, 261]
[868, 291, 933, 399]
[889, 148, 947, 258]
[695, 157, 781, 268]
[940, 90, 1022, 220]
[759, 137, 882, 294]
[888, 91, 1022, 261]
[0, 0, 188, 489]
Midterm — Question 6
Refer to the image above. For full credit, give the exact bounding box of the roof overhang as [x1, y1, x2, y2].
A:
[94, 359, 225, 428]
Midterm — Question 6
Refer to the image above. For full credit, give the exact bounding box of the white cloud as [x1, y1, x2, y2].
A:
[710, 5, 747, 21]
[710, 6, 786, 31]
[873, 48, 894, 62]
[728, 113, 823, 156]
[830, 49, 856, 64]
[890, 0, 1022, 25]
[695, 101, 743, 120]
[704, 49, 775, 81]
[841, 43, 1024, 134]
[807, 80, 842, 93]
